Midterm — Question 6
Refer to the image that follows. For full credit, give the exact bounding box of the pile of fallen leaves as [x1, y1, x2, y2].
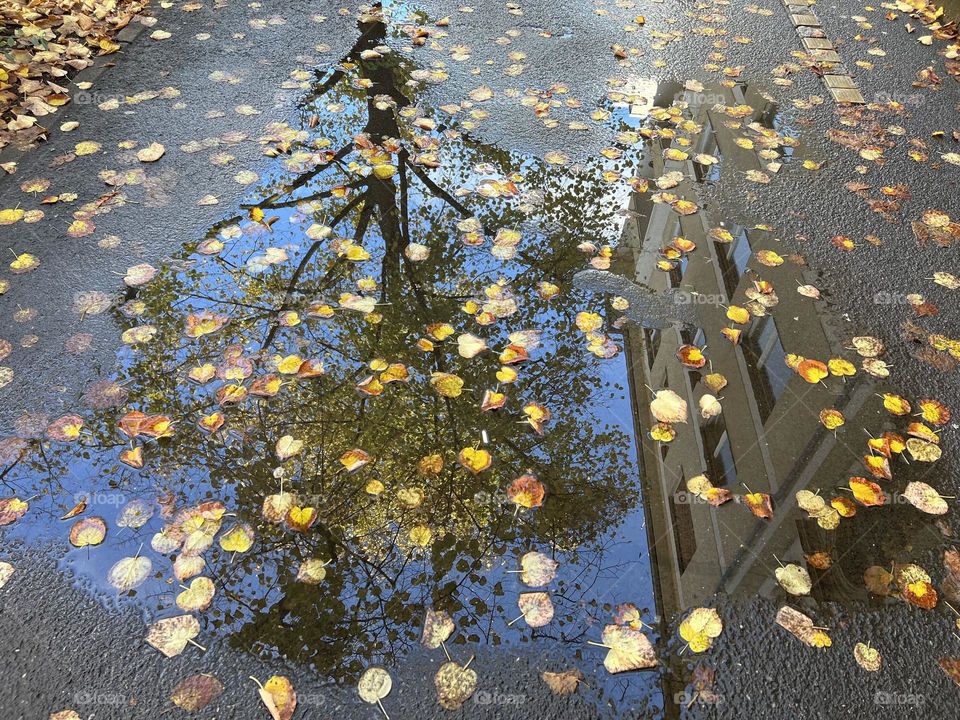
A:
[0, 0, 148, 149]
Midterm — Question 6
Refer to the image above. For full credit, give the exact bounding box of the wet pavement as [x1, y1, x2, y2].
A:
[1, 1, 960, 718]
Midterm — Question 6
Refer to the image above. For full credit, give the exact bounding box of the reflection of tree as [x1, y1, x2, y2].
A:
[10, 6, 644, 678]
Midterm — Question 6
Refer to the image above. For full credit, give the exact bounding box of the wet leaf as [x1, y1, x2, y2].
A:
[68, 517, 106, 547]
[776, 564, 812, 596]
[775, 606, 831, 648]
[0, 562, 13, 589]
[0, 497, 29, 526]
[519, 551, 558, 587]
[903, 482, 948, 514]
[516, 591, 554, 627]
[358, 667, 392, 709]
[650, 389, 687, 423]
[507, 474, 545, 509]
[542, 668, 583, 696]
[597, 624, 657, 673]
[679, 607, 723, 652]
[256, 676, 296, 720]
[421, 608, 455, 649]
[435, 661, 477, 710]
[145, 614, 201, 657]
[170, 673, 224, 711]
[853, 643, 881, 672]
[137, 142, 166, 162]
[458, 447, 491, 474]
[176, 577, 215, 612]
[108, 555, 151, 592]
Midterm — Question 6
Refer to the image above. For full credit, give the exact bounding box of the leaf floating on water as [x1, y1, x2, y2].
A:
[434, 660, 477, 710]
[421, 608, 455, 649]
[650, 389, 687, 423]
[170, 673, 224, 711]
[176, 577, 215, 612]
[253, 676, 297, 720]
[296, 558, 328, 584]
[117, 498, 154, 529]
[593, 624, 657, 673]
[903, 482, 949, 515]
[145, 614, 202, 657]
[506, 474, 545, 509]
[358, 667, 392, 718]
[519, 551, 558, 587]
[275, 435, 303, 461]
[69, 517, 107, 547]
[776, 564, 812, 596]
[514, 592, 554, 627]
[541, 668, 584, 696]
[108, 555, 151, 592]
[0, 497, 29, 526]
[219, 522, 255, 553]
[458, 447, 491, 474]
[60, 498, 87, 520]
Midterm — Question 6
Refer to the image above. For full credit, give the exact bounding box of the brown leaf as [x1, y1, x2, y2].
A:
[542, 668, 584, 696]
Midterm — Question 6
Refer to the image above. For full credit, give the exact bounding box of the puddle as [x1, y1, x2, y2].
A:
[0, 3, 953, 716]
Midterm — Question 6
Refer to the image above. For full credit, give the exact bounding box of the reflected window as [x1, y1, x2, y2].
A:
[644, 328, 661, 368]
[700, 414, 737, 487]
[668, 254, 688, 289]
[742, 315, 791, 424]
[715, 227, 751, 299]
[670, 476, 697, 573]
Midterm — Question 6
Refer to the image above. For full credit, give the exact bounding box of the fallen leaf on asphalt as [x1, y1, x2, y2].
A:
[775, 606, 831, 648]
[853, 643, 881, 672]
[0, 562, 13, 589]
[170, 674, 224, 711]
[678, 608, 723, 652]
[253, 676, 296, 720]
[145, 614, 202, 657]
[137, 142, 166, 162]
[435, 660, 477, 709]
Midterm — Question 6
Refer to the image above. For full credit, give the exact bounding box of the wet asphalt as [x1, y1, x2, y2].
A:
[1, 0, 960, 718]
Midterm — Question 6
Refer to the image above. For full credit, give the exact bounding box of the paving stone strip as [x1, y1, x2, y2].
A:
[782, 0, 866, 103]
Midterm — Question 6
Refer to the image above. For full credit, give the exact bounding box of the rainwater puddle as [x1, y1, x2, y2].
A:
[0, 3, 951, 716]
